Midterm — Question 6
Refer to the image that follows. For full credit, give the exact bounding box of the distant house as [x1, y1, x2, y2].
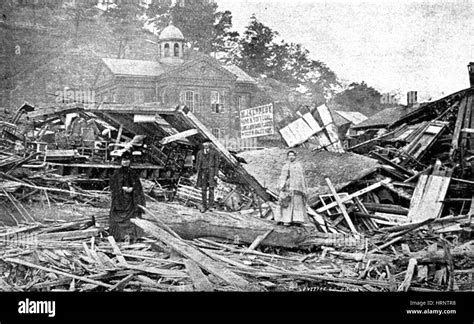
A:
[351, 106, 415, 132]
[94, 23, 265, 150]
[334, 110, 368, 126]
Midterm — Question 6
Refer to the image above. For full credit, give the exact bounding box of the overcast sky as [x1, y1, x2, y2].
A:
[215, 0, 473, 102]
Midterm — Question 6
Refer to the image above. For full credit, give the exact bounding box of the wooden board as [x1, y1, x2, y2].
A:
[450, 97, 467, 156]
[279, 113, 326, 148]
[408, 175, 451, 223]
[131, 218, 251, 289]
[316, 104, 345, 153]
[160, 129, 198, 145]
[325, 178, 358, 233]
[469, 195, 474, 216]
[179, 110, 270, 201]
[316, 179, 391, 213]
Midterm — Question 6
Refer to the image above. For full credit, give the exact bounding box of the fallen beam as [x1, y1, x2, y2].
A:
[141, 202, 365, 250]
[316, 179, 391, 214]
[131, 218, 252, 290]
[160, 129, 198, 145]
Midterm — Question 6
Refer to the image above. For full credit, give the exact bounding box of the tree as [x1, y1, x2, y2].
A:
[147, 0, 237, 54]
[64, 0, 97, 45]
[103, 0, 146, 58]
[232, 15, 339, 103]
[332, 81, 383, 116]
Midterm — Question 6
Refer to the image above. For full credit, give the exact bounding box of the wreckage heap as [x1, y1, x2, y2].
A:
[0, 86, 473, 291]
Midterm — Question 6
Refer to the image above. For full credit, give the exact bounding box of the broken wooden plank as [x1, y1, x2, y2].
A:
[245, 229, 273, 253]
[325, 178, 358, 233]
[185, 260, 214, 292]
[38, 228, 100, 241]
[461, 128, 474, 134]
[363, 203, 409, 215]
[131, 218, 251, 289]
[181, 110, 270, 201]
[317, 104, 345, 153]
[451, 97, 468, 157]
[3, 258, 113, 288]
[408, 174, 451, 223]
[160, 129, 198, 145]
[107, 274, 134, 292]
[397, 258, 417, 292]
[316, 179, 391, 214]
[107, 236, 128, 266]
[469, 194, 474, 216]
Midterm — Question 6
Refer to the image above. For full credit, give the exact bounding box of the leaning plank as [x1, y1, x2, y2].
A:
[180, 111, 270, 201]
[316, 104, 345, 153]
[160, 129, 198, 145]
[185, 260, 214, 292]
[131, 218, 251, 289]
[469, 195, 474, 216]
[397, 258, 418, 292]
[3, 258, 113, 288]
[325, 178, 358, 233]
[245, 229, 273, 253]
[316, 179, 391, 214]
[38, 228, 100, 241]
[107, 274, 134, 292]
[408, 175, 451, 223]
[450, 97, 467, 156]
[107, 236, 128, 266]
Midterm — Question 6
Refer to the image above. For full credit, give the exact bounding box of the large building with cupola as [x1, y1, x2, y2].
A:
[94, 22, 267, 149]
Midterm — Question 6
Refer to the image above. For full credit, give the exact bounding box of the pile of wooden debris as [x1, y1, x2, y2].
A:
[0, 201, 471, 292]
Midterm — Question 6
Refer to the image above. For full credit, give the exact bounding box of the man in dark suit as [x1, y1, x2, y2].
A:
[195, 141, 220, 213]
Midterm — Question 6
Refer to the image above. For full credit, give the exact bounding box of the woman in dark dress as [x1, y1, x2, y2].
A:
[109, 151, 145, 242]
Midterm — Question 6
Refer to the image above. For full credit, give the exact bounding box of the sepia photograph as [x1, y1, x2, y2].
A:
[0, 0, 472, 321]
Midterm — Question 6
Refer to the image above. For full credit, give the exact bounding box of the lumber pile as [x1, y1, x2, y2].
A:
[0, 200, 471, 292]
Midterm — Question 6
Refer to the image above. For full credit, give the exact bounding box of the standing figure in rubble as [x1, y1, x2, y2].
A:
[109, 151, 145, 242]
[195, 141, 220, 213]
[277, 150, 308, 226]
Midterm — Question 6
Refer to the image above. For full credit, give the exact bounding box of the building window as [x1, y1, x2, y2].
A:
[211, 91, 224, 113]
[211, 128, 223, 139]
[180, 90, 196, 112]
[164, 43, 170, 57]
[237, 96, 243, 110]
[174, 43, 180, 57]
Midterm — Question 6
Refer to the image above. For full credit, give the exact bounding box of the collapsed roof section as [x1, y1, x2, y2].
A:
[83, 103, 271, 201]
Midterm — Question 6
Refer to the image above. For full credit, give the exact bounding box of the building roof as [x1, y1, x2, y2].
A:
[159, 23, 185, 41]
[102, 58, 168, 77]
[222, 65, 256, 84]
[102, 57, 256, 85]
[335, 110, 368, 125]
[353, 106, 413, 129]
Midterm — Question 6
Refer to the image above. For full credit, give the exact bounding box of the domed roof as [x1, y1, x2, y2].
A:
[159, 23, 184, 41]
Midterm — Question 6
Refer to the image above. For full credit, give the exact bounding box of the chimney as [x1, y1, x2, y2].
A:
[469, 62, 474, 88]
[407, 91, 417, 107]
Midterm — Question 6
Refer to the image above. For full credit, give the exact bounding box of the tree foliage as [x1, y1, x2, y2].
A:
[147, 0, 237, 54]
[103, 1, 146, 58]
[231, 15, 339, 102]
[332, 81, 383, 115]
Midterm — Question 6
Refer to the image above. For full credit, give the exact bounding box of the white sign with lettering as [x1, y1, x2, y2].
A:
[240, 103, 274, 139]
